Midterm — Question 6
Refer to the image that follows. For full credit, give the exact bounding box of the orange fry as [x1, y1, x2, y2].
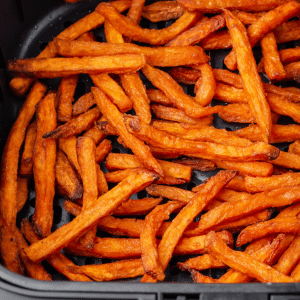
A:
[25, 170, 158, 262]
[224, 9, 272, 143]
[72, 92, 95, 116]
[92, 87, 164, 177]
[205, 231, 296, 283]
[171, 157, 216, 172]
[96, 2, 201, 45]
[16, 176, 29, 213]
[95, 139, 112, 164]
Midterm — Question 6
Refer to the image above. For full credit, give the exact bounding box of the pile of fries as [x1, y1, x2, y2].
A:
[3, 0, 300, 283]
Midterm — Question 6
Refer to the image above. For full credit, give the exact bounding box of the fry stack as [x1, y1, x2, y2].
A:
[3, 0, 300, 283]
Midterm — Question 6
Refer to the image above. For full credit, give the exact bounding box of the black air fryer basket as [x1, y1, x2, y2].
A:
[1, 0, 300, 299]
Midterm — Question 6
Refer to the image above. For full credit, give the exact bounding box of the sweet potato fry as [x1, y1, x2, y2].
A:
[234, 124, 300, 143]
[205, 231, 296, 283]
[177, 0, 292, 13]
[178, 254, 227, 271]
[8, 55, 146, 78]
[76, 136, 98, 248]
[225, 175, 247, 192]
[152, 120, 252, 147]
[289, 140, 300, 156]
[44, 107, 101, 139]
[155, 171, 236, 281]
[20, 219, 92, 281]
[236, 217, 300, 247]
[125, 115, 279, 162]
[96, 2, 201, 45]
[33, 91, 57, 237]
[245, 172, 300, 193]
[224, 9, 272, 143]
[127, 0, 145, 25]
[95, 139, 112, 164]
[201, 30, 232, 50]
[68, 259, 145, 281]
[56, 75, 79, 122]
[25, 170, 158, 262]
[260, 32, 286, 81]
[142, 1, 184, 22]
[72, 92, 95, 116]
[274, 19, 300, 43]
[105, 153, 191, 182]
[172, 157, 216, 172]
[19, 121, 37, 177]
[92, 87, 164, 177]
[142, 64, 221, 119]
[212, 188, 250, 203]
[141, 201, 183, 280]
[213, 83, 247, 104]
[16, 176, 29, 213]
[55, 150, 83, 200]
[95, 165, 108, 196]
[167, 14, 226, 46]
[187, 185, 300, 236]
[151, 105, 213, 125]
[83, 123, 107, 144]
[190, 270, 217, 283]
[272, 150, 300, 170]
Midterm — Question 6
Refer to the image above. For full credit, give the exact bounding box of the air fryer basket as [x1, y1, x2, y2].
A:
[1, 0, 300, 299]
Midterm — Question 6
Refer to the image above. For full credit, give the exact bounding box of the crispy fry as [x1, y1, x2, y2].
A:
[95, 139, 112, 163]
[77, 137, 98, 248]
[72, 92, 95, 116]
[224, 9, 272, 143]
[214, 83, 247, 103]
[92, 87, 164, 177]
[142, 1, 184, 22]
[289, 140, 300, 156]
[167, 14, 226, 46]
[151, 105, 213, 125]
[96, 165, 108, 196]
[152, 120, 252, 147]
[272, 151, 300, 170]
[105, 153, 192, 182]
[125, 115, 279, 162]
[96, 3, 201, 45]
[201, 30, 232, 50]
[141, 201, 183, 280]
[56, 75, 79, 122]
[142, 64, 221, 119]
[127, 0, 145, 25]
[68, 259, 144, 281]
[25, 170, 158, 262]
[16, 176, 29, 213]
[190, 270, 217, 283]
[172, 157, 216, 172]
[83, 123, 106, 144]
[19, 121, 37, 177]
[205, 231, 296, 283]
[55, 150, 83, 200]
[236, 217, 300, 247]
[8, 55, 146, 78]
[20, 219, 92, 281]
[33, 91, 57, 237]
[225, 175, 247, 192]
[177, 0, 291, 13]
[44, 107, 101, 139]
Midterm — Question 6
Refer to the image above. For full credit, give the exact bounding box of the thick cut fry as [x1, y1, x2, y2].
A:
[234, 124, 300, 144]
[142, 64, 221, 119]
[55, 39, 210, 67]
[68, 259, 145, 281]
[96, 165, 108, 196]
[95, 139, 112, 163]
[151, 105, 213, 125]
[205, 231, 296, 283]
[20, 219, 92, 281]
[224, 1, 300, 70]
[236, 217, 300, 247]
[177, 0, 292, 13]
[19, 121, 37, 177]
[142, 1, 184, 22]
[125, 116, 279, 162]
[224, 10, 272, 143]
[83, 123, 106, 144]
[153, 171, 236, 282]
[8, 0, 131, 97]
[127, 0, 145, 25]
[91, 73, 132, 113]
[225, 175, 247, 192]
[76, 137, 98, 248]
[92, 87, 164, 177]
[8, 55, 146, 78]
[194, 63, 216, 106]
[272, 151, 300, 170]
[245, 172, 300, 193]
[25, 170, 158, 262]
[289, 140, 300, 156]
[167, 14, 226, 46]
[56, 75, 79, 122]
[178, 254, 227, 271]
[172, 157, 216, 172]
[55, 150, 83, 200]
[260, 32, 286, 81]
[72, 92, 95, 116]
[44, 107, 101, 139]
[96, 3, 201, 45]
[152, 120, 252, 147]
[202, 30, 232, 50]
[105, 153, 192, 182]
[141, 201, 183, 281]
[33, 91, 57, 237]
